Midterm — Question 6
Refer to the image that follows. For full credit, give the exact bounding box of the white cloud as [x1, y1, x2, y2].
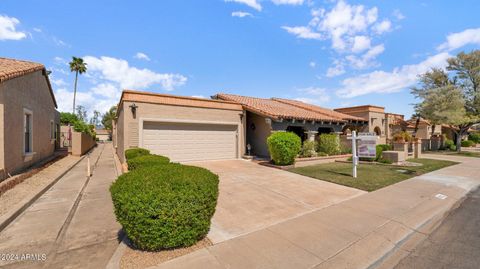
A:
[437, 28, 480, 51]
[309, 61, 316, 68]
[295, 87, 331, 104]
[191, 95, 206, 99]
[232, 11, 253, 18]
[326, 59, 345, 77]
[336, 52, 450, 98]
[272, 0, 304, 5]
[0, 15, 26, 40]
[50, 77, 68, 87]
[225, 0, 262, 11]
[91, 83, 119, 98]
[134, 52, 151, 61]
[346, 43, 384, 69]
[282, 26, 322, 40]
[33, 27, 42, 33]
[392, 9, 405, 20]
[351, 35, 371, 53]
[372, 19, 392, 35]
[83, 56, 187, 91]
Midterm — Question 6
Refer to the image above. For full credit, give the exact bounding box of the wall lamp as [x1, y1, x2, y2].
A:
[129, 103, 138, 118]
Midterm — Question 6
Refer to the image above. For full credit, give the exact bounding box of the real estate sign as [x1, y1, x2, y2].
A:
[357, 133, 378, 158]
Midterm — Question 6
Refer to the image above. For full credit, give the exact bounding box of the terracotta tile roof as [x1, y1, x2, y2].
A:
[215, 93, 364, 122]
[120, 90, 243, 111]
[0, 57, 45, 83]
[272, 98, 366, 121]
[0, 57, 58, 108]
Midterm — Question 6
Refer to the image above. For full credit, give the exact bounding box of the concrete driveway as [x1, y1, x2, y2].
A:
[190, 160, 365, 243]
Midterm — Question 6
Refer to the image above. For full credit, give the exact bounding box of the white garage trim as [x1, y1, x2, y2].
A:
[138, 117, 240, 161]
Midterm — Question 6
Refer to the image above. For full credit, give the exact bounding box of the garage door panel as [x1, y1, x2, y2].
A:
[142, 122, 237, 162]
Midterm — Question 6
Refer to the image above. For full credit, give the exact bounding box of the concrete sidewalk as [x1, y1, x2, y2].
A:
[0, 143, 121, 269]
[150, 155, 480, 269]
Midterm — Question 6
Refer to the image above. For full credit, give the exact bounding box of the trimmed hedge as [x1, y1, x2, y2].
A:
[376, 144, 392, 161]
[125, 148, 150, 160]
[468, 133, 480, 144]
[299, 140, 317, 158]
[110, 163, 219, 250]
[461, 140, 475, 147]
[267, 132, 301, 165]
[444, 139, 456, 151]
[127, 154, 170, 171]
[317, 134, 340, 155]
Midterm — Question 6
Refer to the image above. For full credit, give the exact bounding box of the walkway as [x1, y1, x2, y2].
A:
[0, 143, 121, 269]
[153, 155, 480, 269]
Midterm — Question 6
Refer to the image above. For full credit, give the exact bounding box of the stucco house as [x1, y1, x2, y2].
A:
[113, 90, 367, 162]
[0, 58, 60, 180]
[96, 128, 111, 142]
[334, 105, 407, 144]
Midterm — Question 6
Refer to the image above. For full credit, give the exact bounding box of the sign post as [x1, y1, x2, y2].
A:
[351, 131, 358, 178]
[348, 131, 378, 178]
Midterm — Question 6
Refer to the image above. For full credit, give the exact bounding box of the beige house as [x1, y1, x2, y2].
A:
[0, 58, 60, 180]
[113, 90, 366, 162]
[96, 129, 111, 142]
[334, 105, 407, 144]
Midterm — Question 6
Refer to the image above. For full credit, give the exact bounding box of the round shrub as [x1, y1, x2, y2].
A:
[110, 163, 219, 250]
[299, 140, 317, 158]
[444, 139, 456, 151]
[267, 132, 301, 165]
[316, 134, 340, 155]
[127, 154, 170, 171]
[468, 133, 480, 144]
[125, 148, 151, 160]
[376, 144, 392, 161]
[461, 140, 475, 147]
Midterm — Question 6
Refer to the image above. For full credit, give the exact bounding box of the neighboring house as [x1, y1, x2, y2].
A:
[112, 90, 367, 163]
[405, 118, 442, 139]
[334, 105, 406, 144]
[0, 58, 60, 180]
[96, 128, 110, 141]
[214, 94, 366, 157]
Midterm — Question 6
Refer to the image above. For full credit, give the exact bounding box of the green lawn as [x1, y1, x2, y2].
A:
[290, 159, 458, 192]
[428, 151, 480, 158]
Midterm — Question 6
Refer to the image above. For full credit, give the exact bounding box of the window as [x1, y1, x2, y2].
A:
[24, 111, 33, 153]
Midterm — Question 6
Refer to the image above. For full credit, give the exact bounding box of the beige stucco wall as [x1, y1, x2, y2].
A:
[71, 131, 96, 156]
[246, 111, 272, 157]
[0, 70, 59, 175]
[116, 101, 245, 163]
[0, 103, 4, 172]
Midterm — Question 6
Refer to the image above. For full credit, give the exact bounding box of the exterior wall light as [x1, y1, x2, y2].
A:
[129, 103, 138, 118]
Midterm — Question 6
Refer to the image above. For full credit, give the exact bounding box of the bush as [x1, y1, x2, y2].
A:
[444, 139, 456, 151]
[316, 134, 340, 155]
[318, 152, 328, 157]
[127, 154, 170, 171]
[125, 148, 151, 160]
[110, 163, 219, 250]
[461, 140, 475, 147]
[376, 144, 392, 161]
[299, 140, 317, 158]
[267, 132, 301, 165]
[468, 133, 480, 144]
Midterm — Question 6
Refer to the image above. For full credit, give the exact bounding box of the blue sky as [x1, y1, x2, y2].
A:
[1, 0, 479, 119]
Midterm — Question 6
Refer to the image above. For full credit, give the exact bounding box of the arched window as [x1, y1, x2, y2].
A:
[374, 126, 381, 136]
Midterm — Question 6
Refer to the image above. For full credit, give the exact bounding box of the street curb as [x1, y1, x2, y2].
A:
[370, 191, 470, 269]
[105, 234, 128, 269]
[0, 154, 87, 233]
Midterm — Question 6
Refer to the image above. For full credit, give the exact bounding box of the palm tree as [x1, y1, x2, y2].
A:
[102, 106, 117, 131]
[69, 57, 87, 114]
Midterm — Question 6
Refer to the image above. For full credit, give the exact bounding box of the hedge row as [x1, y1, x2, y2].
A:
[110, 148, 219, 251]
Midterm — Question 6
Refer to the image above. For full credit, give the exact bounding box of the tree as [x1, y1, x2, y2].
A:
[76, 105, 88, 123]
[60, 112, 79, 125]
[90, 110, 101, 127]
[69, 57, 87, 114]
[102, 106, 117, 131]
[412, 50, 480, 151]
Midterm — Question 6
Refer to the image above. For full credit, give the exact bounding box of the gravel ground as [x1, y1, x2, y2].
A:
[0, 155, 80, 217]
[120, 238, 212, 269]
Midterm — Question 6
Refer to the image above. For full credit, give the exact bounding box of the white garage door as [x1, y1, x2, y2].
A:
[142, 121, 238, 162]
